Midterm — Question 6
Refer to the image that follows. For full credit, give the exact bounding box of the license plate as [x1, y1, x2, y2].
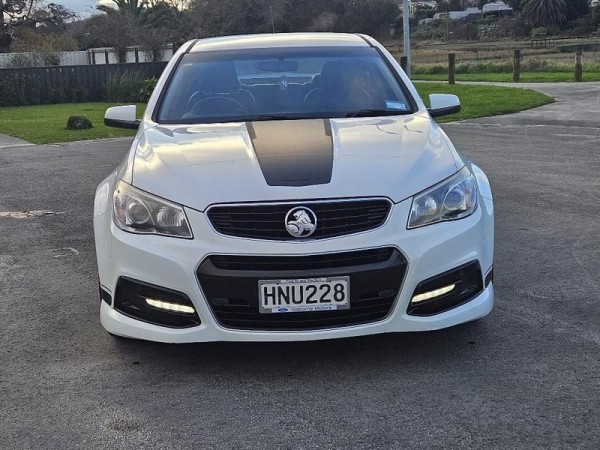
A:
[259, 277, 350, 314]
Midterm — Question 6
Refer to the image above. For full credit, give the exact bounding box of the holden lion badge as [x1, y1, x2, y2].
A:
[285, 207, 317, 238]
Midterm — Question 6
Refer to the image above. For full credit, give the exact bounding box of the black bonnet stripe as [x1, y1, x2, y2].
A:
[247, 119, 333, 187]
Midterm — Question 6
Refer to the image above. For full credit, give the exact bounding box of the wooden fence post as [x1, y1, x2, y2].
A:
[400, 56, 408, 75]
[575, 46, 583, 82]
[513, 49, 521, 83]
[448, 53, 456, 85]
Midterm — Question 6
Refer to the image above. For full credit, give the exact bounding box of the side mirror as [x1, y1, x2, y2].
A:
[104, 105, 140, 130]
[428, 94, 461, 118]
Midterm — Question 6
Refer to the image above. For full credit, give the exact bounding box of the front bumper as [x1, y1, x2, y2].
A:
[95, 195, 494, 343]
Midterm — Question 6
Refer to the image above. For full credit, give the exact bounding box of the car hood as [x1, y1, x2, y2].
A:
[131, 115, 461, 211]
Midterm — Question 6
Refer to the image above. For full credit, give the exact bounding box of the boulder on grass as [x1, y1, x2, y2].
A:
[66, 116, 93, 130]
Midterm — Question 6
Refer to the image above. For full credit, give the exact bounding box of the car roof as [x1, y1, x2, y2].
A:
[188, 33, 370, 52]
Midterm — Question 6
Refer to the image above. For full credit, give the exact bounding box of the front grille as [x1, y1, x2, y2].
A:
[207, 199, 392, 241]
[197, 248, 407, 331]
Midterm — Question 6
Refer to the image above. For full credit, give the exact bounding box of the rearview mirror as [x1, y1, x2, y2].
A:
[258, 60, 299, 72]
[428, 94, 461, 118]
[104, 105, 140, 130]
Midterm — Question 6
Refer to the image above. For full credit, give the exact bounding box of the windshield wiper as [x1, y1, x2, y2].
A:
[345, 109, 410, 118]
[252, 114, 297, 121]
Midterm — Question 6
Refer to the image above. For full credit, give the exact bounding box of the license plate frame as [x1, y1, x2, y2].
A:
[258, 276, 350, 314]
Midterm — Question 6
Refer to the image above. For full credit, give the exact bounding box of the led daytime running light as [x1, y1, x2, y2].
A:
[411, 284, 456, 304]
[146, 298, 196, 314]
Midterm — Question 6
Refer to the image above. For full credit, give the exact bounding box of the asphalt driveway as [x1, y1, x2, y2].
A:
[1, 83, 599, 448]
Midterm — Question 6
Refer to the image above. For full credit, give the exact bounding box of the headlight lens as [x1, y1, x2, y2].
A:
[112, 180, 192, 238]
[408, 167, 478, 229]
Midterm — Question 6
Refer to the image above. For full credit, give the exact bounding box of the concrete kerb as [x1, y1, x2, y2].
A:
[0, 133, 34, 150]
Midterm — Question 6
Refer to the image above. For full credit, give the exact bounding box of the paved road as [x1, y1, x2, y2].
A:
[463, 81, 600, 128]
[0, 133, 31, 150]
[1, 86, 599, 448]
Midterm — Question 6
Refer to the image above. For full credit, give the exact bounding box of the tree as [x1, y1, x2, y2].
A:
[189, 0, 276, 36]
[86, 11, 143, 62]
[31, 3, 77, 33]
[448, 0, 465, 11]
[0, 0, 27, 52]
[506, 0, 523, 11]
[564, 0, 589, 23]
[594, 5, 600, 27]
[145, 0, 190, 9]
[521, 0, 566, 26]
[338, 0, 400, 36]
[94, 0, 178, 62]
[435, 1, 450, 12]
[98, 0, 175, 28]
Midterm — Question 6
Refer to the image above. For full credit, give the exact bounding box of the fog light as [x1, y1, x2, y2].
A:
[411, 284, 455, 304]
[146, 298, 196, 314]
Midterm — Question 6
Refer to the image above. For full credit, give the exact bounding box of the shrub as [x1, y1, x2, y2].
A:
[412, 57, 600, 76]
[0, 73, 44, 106]
[139, 78, 158, 102]
[5, 52, 60, 68]
[455, 60, 513, 74]
[530, 27, 547, 38]
[413, 64, 448, 75]
[103, 71, 146, 103]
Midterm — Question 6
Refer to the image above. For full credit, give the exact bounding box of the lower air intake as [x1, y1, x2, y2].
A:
[197, 248, 407, 331]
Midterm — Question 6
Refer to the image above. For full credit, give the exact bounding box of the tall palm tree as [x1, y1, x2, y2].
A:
[98, 0, 174, 28]
[521, 0, 566, 27]
[97, 0, 175, 63]
[97, 0, 144, 17]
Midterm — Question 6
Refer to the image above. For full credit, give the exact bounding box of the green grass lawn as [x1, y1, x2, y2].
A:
[0, 83, 553, 144]
[0, 103, 145, 145]
[413, 82, 554, 123]
[413, 72, 600, 83]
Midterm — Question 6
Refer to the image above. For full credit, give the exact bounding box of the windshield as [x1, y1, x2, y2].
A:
[157, 46, 413, 124]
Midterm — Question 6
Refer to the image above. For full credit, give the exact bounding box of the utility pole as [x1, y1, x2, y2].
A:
[403, 0, 411, 78]
[0, 0, 5, 30]
[270, 5, 275, 34]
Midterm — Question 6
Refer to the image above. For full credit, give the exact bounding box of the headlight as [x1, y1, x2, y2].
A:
[112, 180, 193, 238]
[408, 167, 478, 229]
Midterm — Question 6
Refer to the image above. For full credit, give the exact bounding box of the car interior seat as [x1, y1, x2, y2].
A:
[303, 60, 373, 111]
[188, 61, 256, 114]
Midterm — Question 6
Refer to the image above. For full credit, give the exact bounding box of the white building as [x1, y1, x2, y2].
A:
[433, 7, 482, 21]
[483, 1, 513, 14]
[409, 1, 437, 17]
[451, 7, 482, 19]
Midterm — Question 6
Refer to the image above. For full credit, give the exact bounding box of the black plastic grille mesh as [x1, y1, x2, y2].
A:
[208, 199, 392, 240]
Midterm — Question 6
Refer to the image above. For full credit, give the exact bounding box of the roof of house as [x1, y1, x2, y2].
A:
[483, 1, 513, 12]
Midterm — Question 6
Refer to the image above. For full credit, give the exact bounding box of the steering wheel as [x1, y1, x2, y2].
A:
[188, 95, 248, 116]
[187, 91, 204, 110]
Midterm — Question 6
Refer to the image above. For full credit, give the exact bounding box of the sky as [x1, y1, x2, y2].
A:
[57, 1, 112, 16]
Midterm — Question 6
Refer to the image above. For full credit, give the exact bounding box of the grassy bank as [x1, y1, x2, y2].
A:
[414, 82, 554, 122]
[0, 84, 554, 144]
[413, 72, 600, 83]
[0, 103, 145, 145]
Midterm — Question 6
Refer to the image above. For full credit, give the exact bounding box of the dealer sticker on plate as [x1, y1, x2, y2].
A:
[259, 277, 350, 314]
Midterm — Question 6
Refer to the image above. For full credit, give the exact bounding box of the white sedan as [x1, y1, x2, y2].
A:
[95, 33, 494, 343]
